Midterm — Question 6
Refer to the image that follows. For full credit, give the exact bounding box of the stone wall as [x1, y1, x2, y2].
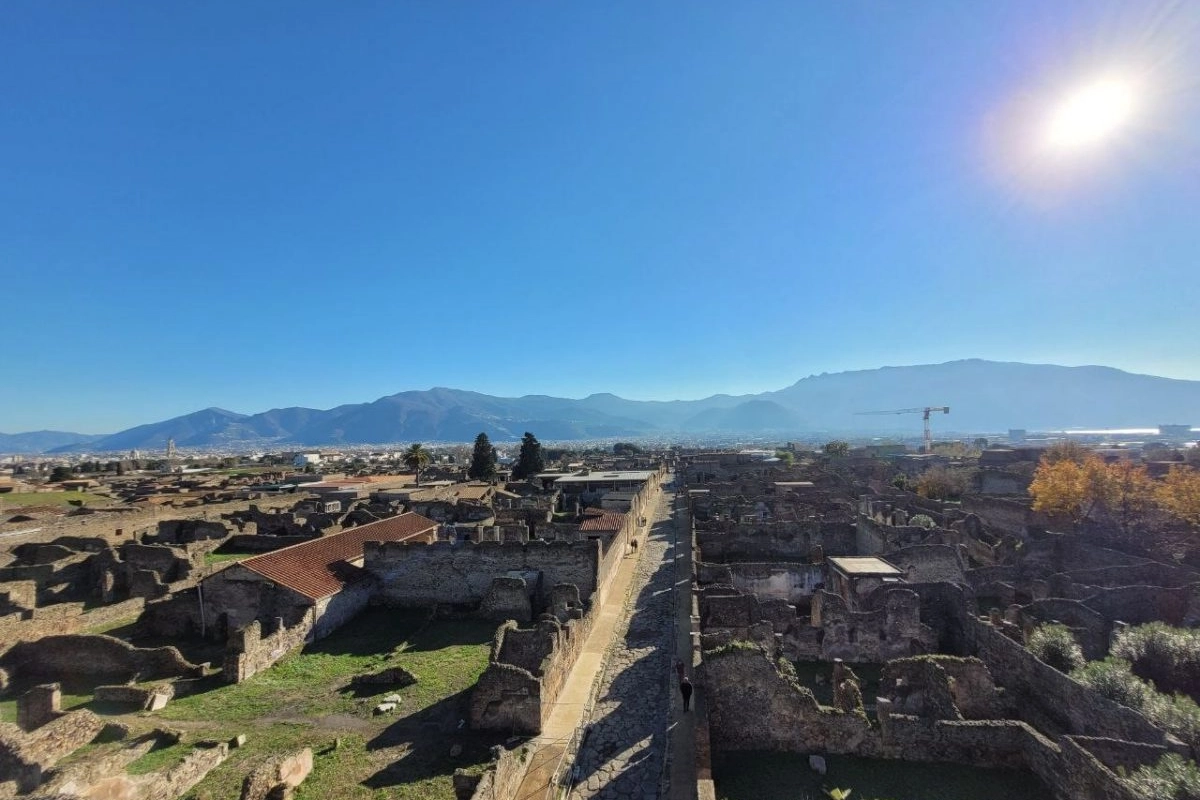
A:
[365, 540, 602, 609]
[1065, 563, 1200, 590]
[886, 544, 966, 585]
[223, 610, 316, 683]
[0, 597, 146, 654]
[1019, 598, 1110, 660]
[147, 519, 231, 544]
[0, 709, 105, 794]
[961, 496, 1042, 536]
[695, 521, 855, 562]
[697, 561, 823, 604]
[699, 645, 878, 755]
[455, 743, 529, 800]
[118, 542, 195, 584]
[878, 655, 1002, 720]
[222, 533, 313, 552]
[198, 564, 313, 641]
[700, 646, 1152, 800]
[855, 516, 936, 555]
[1, 635, 204, 689]
[1020, 532, 1149, 574]
[478, 576, 534, 623]
[1082, 583, 1200, 629]
[859, 581, 972, 655]
[963, 615, 1183, 749]
[470, 587, 594, 734]
[811, 589, 938, 662]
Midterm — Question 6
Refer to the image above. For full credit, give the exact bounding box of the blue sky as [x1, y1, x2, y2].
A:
[4, 1, 1198, 433]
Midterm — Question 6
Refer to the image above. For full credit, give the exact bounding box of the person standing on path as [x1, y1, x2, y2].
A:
[680, 676, 693, 712]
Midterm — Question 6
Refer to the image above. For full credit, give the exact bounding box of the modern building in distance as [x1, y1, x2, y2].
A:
[1159, 424, 1194, 439]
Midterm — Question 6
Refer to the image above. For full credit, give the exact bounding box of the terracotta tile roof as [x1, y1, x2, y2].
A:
[579, 511, 626, 533]
[239, 512, 437, 601]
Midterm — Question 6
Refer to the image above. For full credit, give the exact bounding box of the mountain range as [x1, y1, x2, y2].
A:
[3, 360, 1197, 454]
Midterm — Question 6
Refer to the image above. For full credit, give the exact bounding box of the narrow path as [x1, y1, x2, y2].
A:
[569, 487, 677, 800]
[513, 485, 667, 800]
[668, 488, 700, 800]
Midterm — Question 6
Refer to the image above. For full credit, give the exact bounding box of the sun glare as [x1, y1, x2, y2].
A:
[1043, 76, 1138, 152]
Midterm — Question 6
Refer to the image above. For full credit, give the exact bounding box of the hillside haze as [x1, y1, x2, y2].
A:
[14, 360, 1200, 453]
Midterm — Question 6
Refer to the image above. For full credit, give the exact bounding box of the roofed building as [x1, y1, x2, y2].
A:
[199, 512, 438, 641]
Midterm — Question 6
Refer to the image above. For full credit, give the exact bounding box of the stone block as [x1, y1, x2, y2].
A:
[17, 683, 61, 731]
[239, 748, 312, 800]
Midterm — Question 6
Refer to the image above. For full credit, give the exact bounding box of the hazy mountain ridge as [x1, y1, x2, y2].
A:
[0, 431, 107, 454]
[15, 360, 1199, 453]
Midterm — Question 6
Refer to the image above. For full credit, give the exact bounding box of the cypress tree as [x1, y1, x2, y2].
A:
[513, 431, 545, 480]
[469, 432, 497, 480]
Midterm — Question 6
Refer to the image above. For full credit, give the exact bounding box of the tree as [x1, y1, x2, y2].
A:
[823, 440, 850, 457]
[1029, 454, 1108, 523]
[1158, 466, 1200, 528]
[774, 449, 795, 466]
[613, 442, 642, 456]
[513, 432, 545, 480]
[49, 465, 74, 482]
[914, 466, 969, 500]
[1042, 440, 1091, 465]
[469, 433, 497, 481]
[403, 443, 431, 486]
[1031, 453, 1157, 535]
[1099, 460, 1156, 536]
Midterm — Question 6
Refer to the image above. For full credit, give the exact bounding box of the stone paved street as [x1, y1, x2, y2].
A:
[569, 488, 677, 800]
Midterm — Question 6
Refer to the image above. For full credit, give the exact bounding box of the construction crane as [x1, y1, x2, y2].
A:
[855, 406, 950, 454]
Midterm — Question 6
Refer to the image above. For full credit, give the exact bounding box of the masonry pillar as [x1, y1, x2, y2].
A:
[17, 682, 61, 731]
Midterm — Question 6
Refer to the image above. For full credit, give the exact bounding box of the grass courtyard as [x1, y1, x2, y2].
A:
[5, 608, 503, 800]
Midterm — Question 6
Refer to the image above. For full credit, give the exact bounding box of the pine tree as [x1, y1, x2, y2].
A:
[513, 432, 545, 480]
[469, 433, 497, 480]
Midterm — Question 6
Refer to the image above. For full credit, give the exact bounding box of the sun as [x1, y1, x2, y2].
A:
[1043, 76, 1138, 152]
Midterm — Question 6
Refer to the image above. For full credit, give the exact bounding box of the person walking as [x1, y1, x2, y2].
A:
[679, 676, 693, 712]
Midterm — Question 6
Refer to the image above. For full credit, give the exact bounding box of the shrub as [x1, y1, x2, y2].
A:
[1145, 692, 1200, 751]
[1072, 659, 1200, 750]
[1072, 659, 1155, 709]
[909, 514, 936, 530]
[1027, 623, 1085, 673]
[1123, 753, 1200, 800]
[1112, 623, 1200, 698]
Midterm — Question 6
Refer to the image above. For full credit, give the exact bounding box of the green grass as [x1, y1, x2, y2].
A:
[145, 609, 500, 800]
[0, 491, 114, 509]
[0, 692, 95, 725]
[713, 752, 1052, 800]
